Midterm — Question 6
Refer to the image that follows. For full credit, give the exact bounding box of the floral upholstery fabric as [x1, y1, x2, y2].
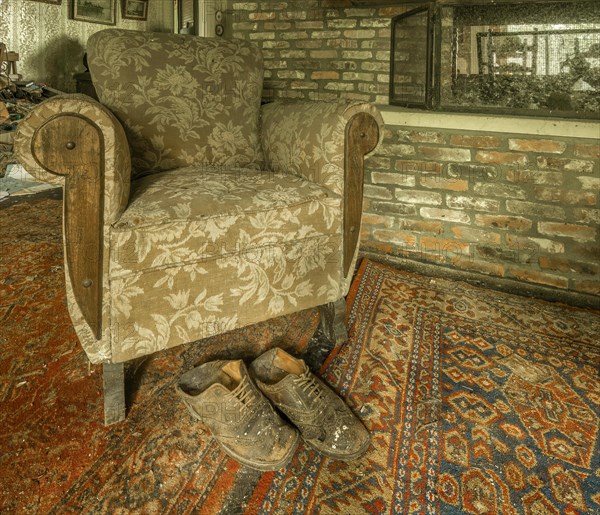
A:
[261, 101, 384, 196]
[111, 166, 341, 274]
[13, 29, 384, 365]
[108, 165, 342, 361]
[87, 29, 264, 177]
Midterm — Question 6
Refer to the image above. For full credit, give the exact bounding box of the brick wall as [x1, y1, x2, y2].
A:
[232, 2, 408, 103]
[362, 127, 599, 297]
[232, 1, 600, 298]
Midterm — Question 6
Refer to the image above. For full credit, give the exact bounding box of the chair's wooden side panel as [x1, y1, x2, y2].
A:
[344, 112, 380, 277]
[32, 114, 104, 339]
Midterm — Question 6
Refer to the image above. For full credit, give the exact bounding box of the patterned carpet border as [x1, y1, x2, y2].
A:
[246, 258, 600, 514]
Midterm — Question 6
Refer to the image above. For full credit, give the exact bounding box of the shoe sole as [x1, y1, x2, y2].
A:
[180, 396, 300, 472]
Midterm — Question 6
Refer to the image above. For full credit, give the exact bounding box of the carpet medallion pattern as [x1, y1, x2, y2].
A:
[247, 259, 600, 514]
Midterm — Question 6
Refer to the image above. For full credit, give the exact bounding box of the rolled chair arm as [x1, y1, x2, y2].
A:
[260, 101, 383, 196]
[14, 94, 131, 224]
[260, 101, 383, 276]
[13, 94, 131, 340]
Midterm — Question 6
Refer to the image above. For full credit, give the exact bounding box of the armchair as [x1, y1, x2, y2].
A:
[14, 29, 383, 425]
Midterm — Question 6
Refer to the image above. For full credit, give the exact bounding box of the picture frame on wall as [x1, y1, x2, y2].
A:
[27, 0, 62, 4]
[71, 0, 116, 25]
[122, 0, 148, 21]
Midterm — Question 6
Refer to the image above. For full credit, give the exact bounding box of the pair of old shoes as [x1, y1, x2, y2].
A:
[176, 348, 370, 471]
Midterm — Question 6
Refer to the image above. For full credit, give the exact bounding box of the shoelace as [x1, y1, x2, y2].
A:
[228, 376, 255, 415]
[294, 371, 325, 403]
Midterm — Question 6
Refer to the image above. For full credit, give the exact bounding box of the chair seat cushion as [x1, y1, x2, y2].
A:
[109, 166, 342, 276]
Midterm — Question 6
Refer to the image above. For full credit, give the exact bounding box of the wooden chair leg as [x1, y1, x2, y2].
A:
[319, 297, 348, 345]
[103, 362, 126, 426]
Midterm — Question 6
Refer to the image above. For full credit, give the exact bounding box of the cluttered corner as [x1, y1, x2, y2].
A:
[1, 42, 62, 199]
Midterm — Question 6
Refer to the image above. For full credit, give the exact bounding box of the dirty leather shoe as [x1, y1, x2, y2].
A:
[249, 348, 370, 460]
[177, 359, 299, 471]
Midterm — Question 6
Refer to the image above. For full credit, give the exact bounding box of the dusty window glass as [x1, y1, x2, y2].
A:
[390, 7, 433, 108]
[390, 1, 599, 118]
[439, 1, 600, 118]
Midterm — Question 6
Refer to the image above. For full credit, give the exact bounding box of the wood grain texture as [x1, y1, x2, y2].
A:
[319, 298, 348, 345]
[32, 114, 104, 339]
[344, 112, 380, 277]
[103, 362, 126, 425]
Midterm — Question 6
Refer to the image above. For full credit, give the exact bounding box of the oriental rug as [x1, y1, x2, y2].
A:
[1, 191, 599, 514]
[247, 259, 600, 514]
[0, 191, 319, 514]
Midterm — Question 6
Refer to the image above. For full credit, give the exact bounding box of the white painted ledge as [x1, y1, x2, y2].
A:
[378, 106, 600, 140]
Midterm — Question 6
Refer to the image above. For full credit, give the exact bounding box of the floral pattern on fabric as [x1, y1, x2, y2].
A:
[87, 29, 264, 177]
[13, 29, 384, 365]
[261, 101, 384, 196]
[110, 166, 341, 274]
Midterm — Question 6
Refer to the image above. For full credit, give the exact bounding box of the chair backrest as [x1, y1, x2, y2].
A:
[87, 29, 264, 177]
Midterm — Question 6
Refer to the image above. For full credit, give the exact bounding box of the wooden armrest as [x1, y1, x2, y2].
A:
[344, 112, 380, 276]
[14, 94, 131, 339]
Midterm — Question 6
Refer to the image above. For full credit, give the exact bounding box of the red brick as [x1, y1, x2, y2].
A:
[538, 222, 596, 242]
[574, 143, 600, 159]
[378, 6, 413, 16]
[420, 237, 471, 256]
[420, 207, 470, 224]
[476, 151, 527, 166]
[398, 130, 446, 144]
[506, 200, 564, 220]
[362, 213, 395, 228]
[395, 160, 442, 174]
[534, 187, 597, 206]
[446, 195, 500, 212]
[537, 157, 594, 173]
[505, 235, 564, 255]
[310, 71, 339, 80]
[452, 257, 505, 277]
[572, 208, 600, 224]
[505, 169, 563, 186]
[399, 220, 443, 234]
[364, 185, 393, 200]
[365, 156, 391, 170]
[451, 227, 501, 244]
[509, 269, 569, 289]
[573, 280, 600, 296]
[475, 215, 533, 232]
[395, 190, 442, 205]
[296, 40, 322, 49]
[473, 183, 527, 199]
[508, 139, 566, 154]
[372, 171, 415, 187]
[420, 176, 469, 191]
[327, 39, 359, 49]
[450, 135, 501, 148]
[539, 256, 599, 275]
[373, 229, 417, 247]
[577, 176, 600, 190]
[249, 12, 276, 20]
[377, 143, 416, 156]
[310, 50, 338, 59]
[420, 146, 471, 162]
[343, 29, 376, 39]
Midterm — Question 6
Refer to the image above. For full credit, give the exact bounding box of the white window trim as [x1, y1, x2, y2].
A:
[379, 106, 600, 140]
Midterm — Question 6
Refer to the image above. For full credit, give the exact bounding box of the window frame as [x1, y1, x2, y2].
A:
[389, 0, 600, 120]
